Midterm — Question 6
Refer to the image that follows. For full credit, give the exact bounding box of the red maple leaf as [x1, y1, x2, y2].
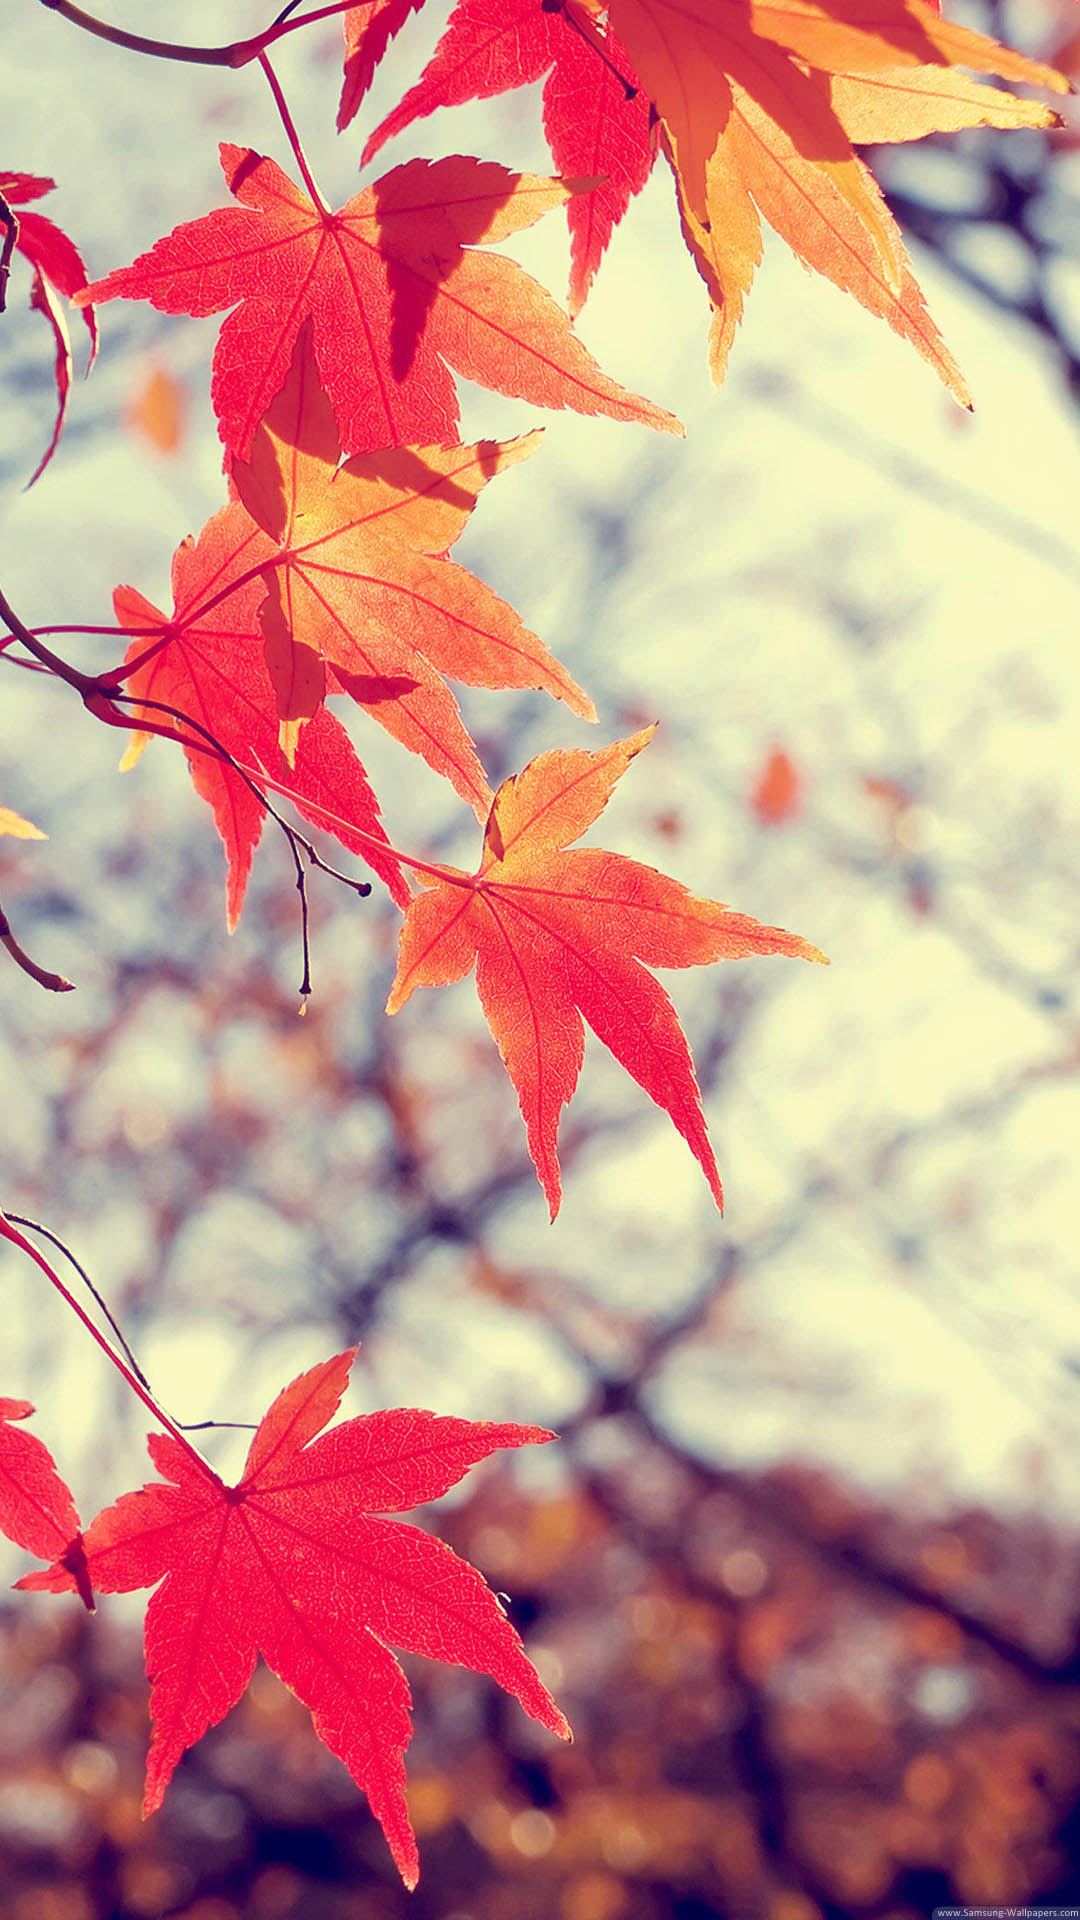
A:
[78, 147, 679, 460]
[387, 727, 826, 1215]
[114, 502, 409, 930]
[0, 1397, 93, 1610]
[362, 0, 656, 315]
[338, 0, 429, 132]
[0, 171, 97, 485]
[32, 1350, 569, 1887]
[229, 323, 593, 804]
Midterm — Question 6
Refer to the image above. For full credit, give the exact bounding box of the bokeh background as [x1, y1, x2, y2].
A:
[3, 2, 1080, 1915]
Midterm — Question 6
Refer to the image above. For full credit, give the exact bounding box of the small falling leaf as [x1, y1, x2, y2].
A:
[128, 364, 187, 456]
[751, 747, 800, 826]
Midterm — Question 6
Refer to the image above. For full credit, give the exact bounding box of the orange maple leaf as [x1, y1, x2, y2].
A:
[387, 728, 826, 1216]
[605, 0, 1067, 395]
[114, 506, 409, 930]
[230, 326, 594, 798]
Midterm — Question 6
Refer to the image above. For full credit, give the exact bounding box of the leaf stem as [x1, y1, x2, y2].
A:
[114, 686, 471, 889]
[0, 1212, 222, 1484]
[28, 624, 134, 639]
[3, 1215, 150, 1387]
[0, 583, 122, 712]
[108, 630, 175, 681]
[258, 51, 331, 217]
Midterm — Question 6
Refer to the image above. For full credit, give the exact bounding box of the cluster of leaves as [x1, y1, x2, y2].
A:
[1, 0, 1067, 1889]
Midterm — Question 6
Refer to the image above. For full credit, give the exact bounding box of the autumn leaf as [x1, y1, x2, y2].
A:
[362, 0, 656, 315]
[751, 746, 801, 825]
[827, 65, 1068, 143]
[603, 0, 1065, 393]
[0, 1397, 93, 1610]
[31, 1350, 569, 1887]
[78, 147, 679, 460]
[387, 728, 826, 1216]
[338, 0, 429, 132]
[128, 363, 186, 456]
[230, 324, 594, 795]
[0, 171, 97, 485]
[0, 806, 45, 839]
[114, 503, 409, 931]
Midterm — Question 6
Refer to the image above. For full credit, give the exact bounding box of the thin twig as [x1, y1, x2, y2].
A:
[0, 1213, 223, 1484]
[39, 0, 358, 69]
[0, 582, 115, 701]
[0, 900, 74, 993]
[270, 0, 309, 29]
[290, 827, 314, 1004]
[179, 1419, 259, 1431]
[3, 1215, 149, 1385]
[258, 49, 330, 215]
[3, 1216, 260, 1434]
[116, 690, 374, 900]
[107, 688, 372, 1002]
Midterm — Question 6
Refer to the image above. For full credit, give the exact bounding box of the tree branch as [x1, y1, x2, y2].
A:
[0, 900, 74, 992]
[38, 0, 358, 69]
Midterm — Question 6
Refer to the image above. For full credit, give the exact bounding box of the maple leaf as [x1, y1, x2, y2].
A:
[603, 0, 1066, 395]
[34, 1350, 569, 1887]
[0, 1397, 93, 1610]
[387, 728, 826, 1216]
[338, 0, 429, 132]
[114, 502, 409, 930]
[78, 147, 679, 461]
[0, 171, 97, 485]
[230, 324, 593, 795]
[362, 0, 656, 316]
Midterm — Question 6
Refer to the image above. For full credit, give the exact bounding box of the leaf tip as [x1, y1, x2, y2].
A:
[0, 1399, 35, 1422]
[623, 721, 659, 763]
[542, 1170, 563, 1222]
